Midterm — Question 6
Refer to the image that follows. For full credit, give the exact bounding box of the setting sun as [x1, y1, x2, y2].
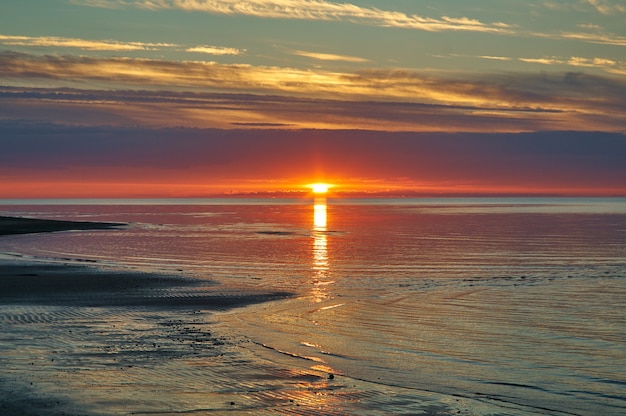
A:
[310, 183, 331, 194]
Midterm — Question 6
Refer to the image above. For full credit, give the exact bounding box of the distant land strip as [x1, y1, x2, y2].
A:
[0, 216, 126, 236]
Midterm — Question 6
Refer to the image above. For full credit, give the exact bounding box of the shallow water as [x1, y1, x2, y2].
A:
[1, 198, 626, 415]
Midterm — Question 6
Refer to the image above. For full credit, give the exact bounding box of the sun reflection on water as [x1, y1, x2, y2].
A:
[314, 202, 327, 229]
[312, 197, 332, 303]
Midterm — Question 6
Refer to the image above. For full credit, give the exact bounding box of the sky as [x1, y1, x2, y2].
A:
[1, 0, 625, 197]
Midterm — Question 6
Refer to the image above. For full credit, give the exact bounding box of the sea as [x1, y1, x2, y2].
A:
[1, 197, 625, 415]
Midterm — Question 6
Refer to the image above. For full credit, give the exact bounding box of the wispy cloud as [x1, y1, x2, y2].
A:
[519, 57, 563, 65]
[577, 23, 602, 31]
[479, 55, 513, 61]
[0, 34, 174, 51]
[558, 31, 626, 47]
[518, 54, 624, 72]
[544, 0, 625, 15]
[568, 56, 617, 67]
[73, 0, 512, 33]
[291, 50, 368, 63]
[72, 0, 626, 49]
[0, 33, 247, 57]
[186, 45, 245, 55]
[529, 26, 626, 47]
[541, 2, 571, 11]
[587, 0, 626, 15]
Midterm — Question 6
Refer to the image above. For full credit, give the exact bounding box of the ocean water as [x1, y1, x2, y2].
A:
[1, 198, 626, 415]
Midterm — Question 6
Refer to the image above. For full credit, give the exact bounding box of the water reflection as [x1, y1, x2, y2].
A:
[314, 202, 327, 229]
[312, 197, 332, 302]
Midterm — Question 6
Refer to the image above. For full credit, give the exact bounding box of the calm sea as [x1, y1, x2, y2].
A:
[1, 198, 625, 415]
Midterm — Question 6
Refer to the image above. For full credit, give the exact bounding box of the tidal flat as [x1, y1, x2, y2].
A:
[1, 200, 625, 415]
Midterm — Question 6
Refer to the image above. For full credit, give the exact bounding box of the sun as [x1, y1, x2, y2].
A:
[310, 183, 331, 194]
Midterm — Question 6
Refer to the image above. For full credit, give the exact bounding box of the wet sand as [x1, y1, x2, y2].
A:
[0, 216, 289, 309]
[0, 216, 515, 415]
[0, 217, 293, 415]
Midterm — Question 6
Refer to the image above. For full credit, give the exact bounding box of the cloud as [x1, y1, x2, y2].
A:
[0, 34, 174, 51]
[605, 68, 626, 76]
[291, 50, 368, 63]
[71, 0, 626, 49]
[1, 66, 625, 134]
[587, 0, 626, 14]
[558, 31, 626, 47]
[479, 55, 513, 61]
[7, 50, 618, 116]
[519, 57, 563, 65]
[568, 56, 617, 67]
[0, 51, 362, 98]
[530, 28, 626, 47]
[0, 33, 244, 57]
[517, 54, 624, 72]
[1, 53, 625, 134]
[577, 23, 602, 30]
[73, 0, 512, 33]
[70, 0, 122, 8]
[0, 87, 548, 132]
[231, 122, 294, 127]
[186, 45, 245, 55]
[544, 0, 625, 15]
[542, 2, 571, 11]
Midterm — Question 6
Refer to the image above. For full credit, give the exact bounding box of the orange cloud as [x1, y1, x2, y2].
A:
[0, 34, 174, 51]
[291, 50, 369, 63]
[186, 45, 245, 55]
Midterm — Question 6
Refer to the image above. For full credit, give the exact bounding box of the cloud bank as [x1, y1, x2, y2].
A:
[1, 52, 625, 132]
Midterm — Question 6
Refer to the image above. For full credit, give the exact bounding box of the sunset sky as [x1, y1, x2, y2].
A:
[1, 0, 625, 197]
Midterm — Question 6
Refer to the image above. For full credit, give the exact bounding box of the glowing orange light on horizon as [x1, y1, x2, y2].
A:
[310, 183, 331, 194]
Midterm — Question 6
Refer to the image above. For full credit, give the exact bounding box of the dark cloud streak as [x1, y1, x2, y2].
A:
[1, 82, 625, 133]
